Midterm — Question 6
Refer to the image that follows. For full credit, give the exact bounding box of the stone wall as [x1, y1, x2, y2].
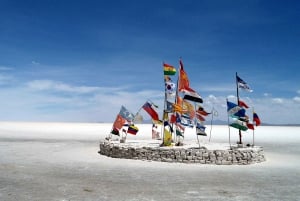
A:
[99, 140, 266, 165]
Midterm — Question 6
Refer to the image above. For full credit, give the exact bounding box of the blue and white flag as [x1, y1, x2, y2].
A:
[119, 105, 135, 121]
[227, 101, 246, 118]
[236, 75, 253, 92]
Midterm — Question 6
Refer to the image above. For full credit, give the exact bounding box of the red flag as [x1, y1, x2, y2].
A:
[238, 100, 249, 109]
[197, 106, 211, 116]
[142, 101, 159, 121]
[113, 114, 126, 130]
[178, 59, 191, 92]
[127, 125, 139, 135]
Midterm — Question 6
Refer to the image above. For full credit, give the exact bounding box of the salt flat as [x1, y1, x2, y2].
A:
[0, 122, 299, 201]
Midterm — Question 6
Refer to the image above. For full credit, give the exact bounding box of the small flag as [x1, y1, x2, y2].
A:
[182, 88, 203, 103]
[127, 125, 139, 135]
[165, 81, 176, 95]
[247, 123, 255, 130]
[253, 112, 261, 126]
[111, 127, 120, 136]
[142, 101, 159, 121]
[197, 106, 211, 116]
[163, 63, 176, 75]
[236, 75, 253, 92]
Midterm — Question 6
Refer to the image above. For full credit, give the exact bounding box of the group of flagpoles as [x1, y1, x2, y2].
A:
[235, 72, 243, 144]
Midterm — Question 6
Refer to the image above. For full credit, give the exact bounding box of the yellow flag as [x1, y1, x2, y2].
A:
[163, 128, 172, 146]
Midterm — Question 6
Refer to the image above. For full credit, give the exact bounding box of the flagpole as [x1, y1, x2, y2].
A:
[236, 72, 242, 144]
[209, 107, 214, 142]
[252, 107, 255, 147]
[227, 99, 232, 148]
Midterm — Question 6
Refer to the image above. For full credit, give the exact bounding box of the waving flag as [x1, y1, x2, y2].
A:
[236, 75, 253, 92]
[178, 59, 191, 92]
[253, 112, 261, 126]
[119, 106, 135, 121]
[142, 101, 159, 121]
[182, 88, 203, 103]
[127, 125, 139, 135]
[163, 63, 176, 75]
[227, 101, 246, 118]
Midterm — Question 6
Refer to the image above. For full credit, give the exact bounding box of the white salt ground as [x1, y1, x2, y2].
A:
[0, 122, 299, 201]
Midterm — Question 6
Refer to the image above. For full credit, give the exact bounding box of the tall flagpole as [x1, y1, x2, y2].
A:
[236, 72, 242, 144]
[226, 99, 231, 148]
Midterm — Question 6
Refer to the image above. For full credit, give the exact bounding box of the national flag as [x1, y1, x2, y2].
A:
[166, 101, 174, 112]
[142, 101, 159, 121]
[236, 75, 253, 92]
[173, 103, 185, 113]
[127, 125, 139, 135]
[113, 114, 126, 130]
[163, 128, 172, 146]
[178, 59, 191, 92]
[253, 112, 261, 126]
[183, 99, 195, 119]
[230, 119, 248, 131]
[197, 106, 211, 116]
[119, 106, 135, 121]
[180, 114, 193, 128]
[227, 101, 246, 118]
[163, 63, 176, 75]
[238, 100, 249, 109]
[165, 81, 176, 95]
[182, 88, 203, 103]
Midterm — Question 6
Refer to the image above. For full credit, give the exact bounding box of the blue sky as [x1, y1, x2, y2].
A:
[0, 0, 299, 124]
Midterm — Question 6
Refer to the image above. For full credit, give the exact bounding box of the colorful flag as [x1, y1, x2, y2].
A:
[178, 59, 191, 92]
[176, 128, 184, 137]
[127, 125, 139, 135]
[227, 101, 246, 118]
[182, 88, 203, 103]
[196, 113, 205, 122]
[166, 101, 174, 112]
[236, 75, 253, 92]
[238, 100, 249, 109]
[111, 127, 120, 136]
[253, 112, 261, 126]
[163, 63, 176, 75]
[183, 99, 195, 119]
[196, 123, 207, 136]
[119, 106, 135, 121]
[113, 114, 126, 130]
[164, 121, 173, 133]
[230, 119, 248, 131]
[163, 128, 172, 146]
[142, 101, 159, 121]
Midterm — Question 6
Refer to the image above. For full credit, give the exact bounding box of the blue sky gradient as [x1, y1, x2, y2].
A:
[0, 0, 299, 124]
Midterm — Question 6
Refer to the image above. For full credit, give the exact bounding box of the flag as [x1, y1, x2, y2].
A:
[196, 123, 207, 136]
[238, 100, 249, 109]
[142, 101, 159, 121]
[253, 112, 261, 126]
[176, 128, 184, 137]
[227, 101, 246, 118]
[165, 81, 176, 95]
[111, 127, 120, 136]
[236, 75, 253, 92]
[178, 59, 191, 92]
[163, 63, 176, 75]
[113, 114, 126, 130]
[163, 128, 172, 146]
[197, 106, 211, 116]
[230, 119, 248, 131]
[183, 99, 195, 119]
[119, 106, 135, 121]
[182, 88, 203, 103]
[127, 125, 139, 135]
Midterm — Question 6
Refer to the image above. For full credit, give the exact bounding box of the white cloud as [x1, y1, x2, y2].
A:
[272, 98, 283, 104]
[297, 90, 300, 94]
[293, 96, 300, 103]
[26, 80, 102, 94]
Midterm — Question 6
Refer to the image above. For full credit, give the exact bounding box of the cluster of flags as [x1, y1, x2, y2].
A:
[227, 74, 261, 133]
[161, 60, 209, 145]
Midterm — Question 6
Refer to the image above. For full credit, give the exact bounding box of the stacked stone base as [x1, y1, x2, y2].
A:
[99, 140, 266, 165]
